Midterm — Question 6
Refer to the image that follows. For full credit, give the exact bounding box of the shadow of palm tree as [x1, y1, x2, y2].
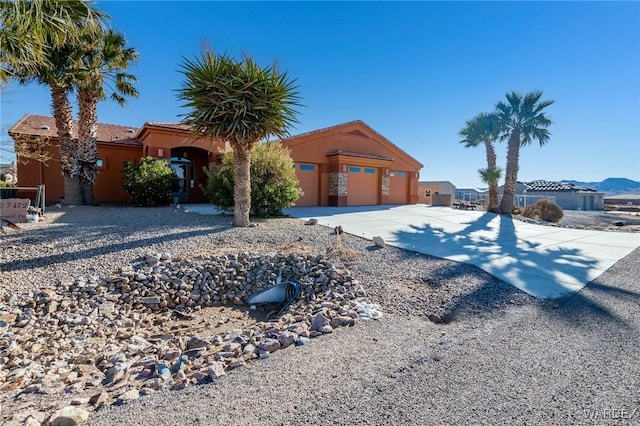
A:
[391, 211, 631, 327]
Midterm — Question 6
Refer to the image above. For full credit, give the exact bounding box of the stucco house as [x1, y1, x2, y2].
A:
[604, 194, 640, 207]
[9, 115, 422, 207]
[509, 180, 605, 211]
[418, 181, 456, 206]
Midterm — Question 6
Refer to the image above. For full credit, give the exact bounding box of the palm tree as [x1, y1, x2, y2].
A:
[74, 28, 139, 205]
[0, 0, 107, 205]
[0, 0, 106, 84]
[459, 112, 502, 212]
[496, 91, 554, 214]
[12, 39, 84, 204]
[177, 50, 300, 227]
[478, 166, 502, 209]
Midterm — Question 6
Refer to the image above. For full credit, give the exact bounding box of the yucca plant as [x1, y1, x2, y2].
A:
[177, 50, 300, 227]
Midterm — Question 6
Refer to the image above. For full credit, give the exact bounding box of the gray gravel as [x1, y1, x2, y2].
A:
[2, 206, 639, 425]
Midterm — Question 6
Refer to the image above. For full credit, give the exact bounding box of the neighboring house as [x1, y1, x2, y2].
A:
[604, 194, 640, 206]
[9, 115, 422, 206]
[418, 181, 456, 206]
[454, 187, 488, 203]
[504, 180, 605, 211]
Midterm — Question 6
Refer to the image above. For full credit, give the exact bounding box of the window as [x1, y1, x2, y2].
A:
[396, 172, 406, 177]
[390, 171, 396, 177]
[348, 166, 361, 173]
[425, 190, 431, 197]
[364, 168, 375, 174]
[299, 164, 315, 171]
[96, 158, 106, 169]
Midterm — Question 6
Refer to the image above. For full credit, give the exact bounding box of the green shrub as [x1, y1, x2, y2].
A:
[123, 157, 174, 206]
[522, 199, 564, 223]
[202, 142, 303, 217]
[0, 180, 16, 188]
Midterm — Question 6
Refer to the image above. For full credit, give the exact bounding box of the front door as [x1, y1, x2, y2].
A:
[171, 157, 192, 203]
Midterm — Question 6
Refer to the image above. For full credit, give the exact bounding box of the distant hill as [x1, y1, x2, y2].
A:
[560, 177, 640, 195]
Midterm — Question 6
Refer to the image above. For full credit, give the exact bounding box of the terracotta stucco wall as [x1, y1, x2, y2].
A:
[16, 142, 142, 204]
[286, 133, 418, 173]
[139, 129, 228, 159]
[93, 144, 143, 203]
[16, 144, 64, 203]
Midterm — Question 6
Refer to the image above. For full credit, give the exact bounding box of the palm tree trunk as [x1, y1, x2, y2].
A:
[484, 141, 499, 212]
[50, 84, 83, 205]
[500, 131, 521, 214]
[233, 143, 253, 227]
[489, 184, 499, 213]
[63, 175, 82, 206]
[77, 86, 100, 205]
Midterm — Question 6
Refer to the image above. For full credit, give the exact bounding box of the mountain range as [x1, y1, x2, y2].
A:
[560, 177, 640, 195]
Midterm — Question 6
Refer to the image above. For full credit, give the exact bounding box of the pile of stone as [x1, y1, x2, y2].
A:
[0, 251, 382, 425]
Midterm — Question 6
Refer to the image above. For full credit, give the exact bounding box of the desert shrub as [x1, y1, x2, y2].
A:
[123, 157, 174, 206]
[522, 199, 564, 223]
[202, 142, 303, 217]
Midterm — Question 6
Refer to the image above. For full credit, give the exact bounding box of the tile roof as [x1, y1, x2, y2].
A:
[524, 180, 597, 192]
[326, 149, 393, 161]
[143, 122, 192, 132]
[8, 114, 142, 146]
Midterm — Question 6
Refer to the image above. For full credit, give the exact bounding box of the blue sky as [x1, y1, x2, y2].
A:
[2, 1, 639, 187]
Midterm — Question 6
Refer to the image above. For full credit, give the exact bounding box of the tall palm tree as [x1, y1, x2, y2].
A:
[459, 112, 502, 212]
[0, 0, 107, 205]
[11, 39, 84, 204]
[0, 0, 106, 84]
[177, 50, 300, 227]
[74, 28, 139, 205]
[496, 91, 554, 214]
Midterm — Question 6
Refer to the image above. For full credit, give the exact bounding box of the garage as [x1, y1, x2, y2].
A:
[347, 166, 379, 205]
[294, 163, 320, 206]
[281, 121, 423, 206]
[388, 170, 409, 204]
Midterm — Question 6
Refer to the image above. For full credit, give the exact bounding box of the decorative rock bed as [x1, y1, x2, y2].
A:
[0, 251, 381, 424]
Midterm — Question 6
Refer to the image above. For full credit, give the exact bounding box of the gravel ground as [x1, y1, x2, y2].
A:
[2, 206, 639, 425]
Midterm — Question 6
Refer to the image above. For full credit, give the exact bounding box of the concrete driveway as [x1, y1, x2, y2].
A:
[281, 204, 640, 299]
[183, 203, 640, 299]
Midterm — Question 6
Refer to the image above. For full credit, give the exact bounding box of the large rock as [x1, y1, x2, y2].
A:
[187, 336, 209, 350]
[116, 388, 140, 405]
[50, 406, 90, 426]
[258, 338, 281, 353]
[208, 362, 226, 380]
[276, 331, 298, 349]
[310, 313, 330, 332]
